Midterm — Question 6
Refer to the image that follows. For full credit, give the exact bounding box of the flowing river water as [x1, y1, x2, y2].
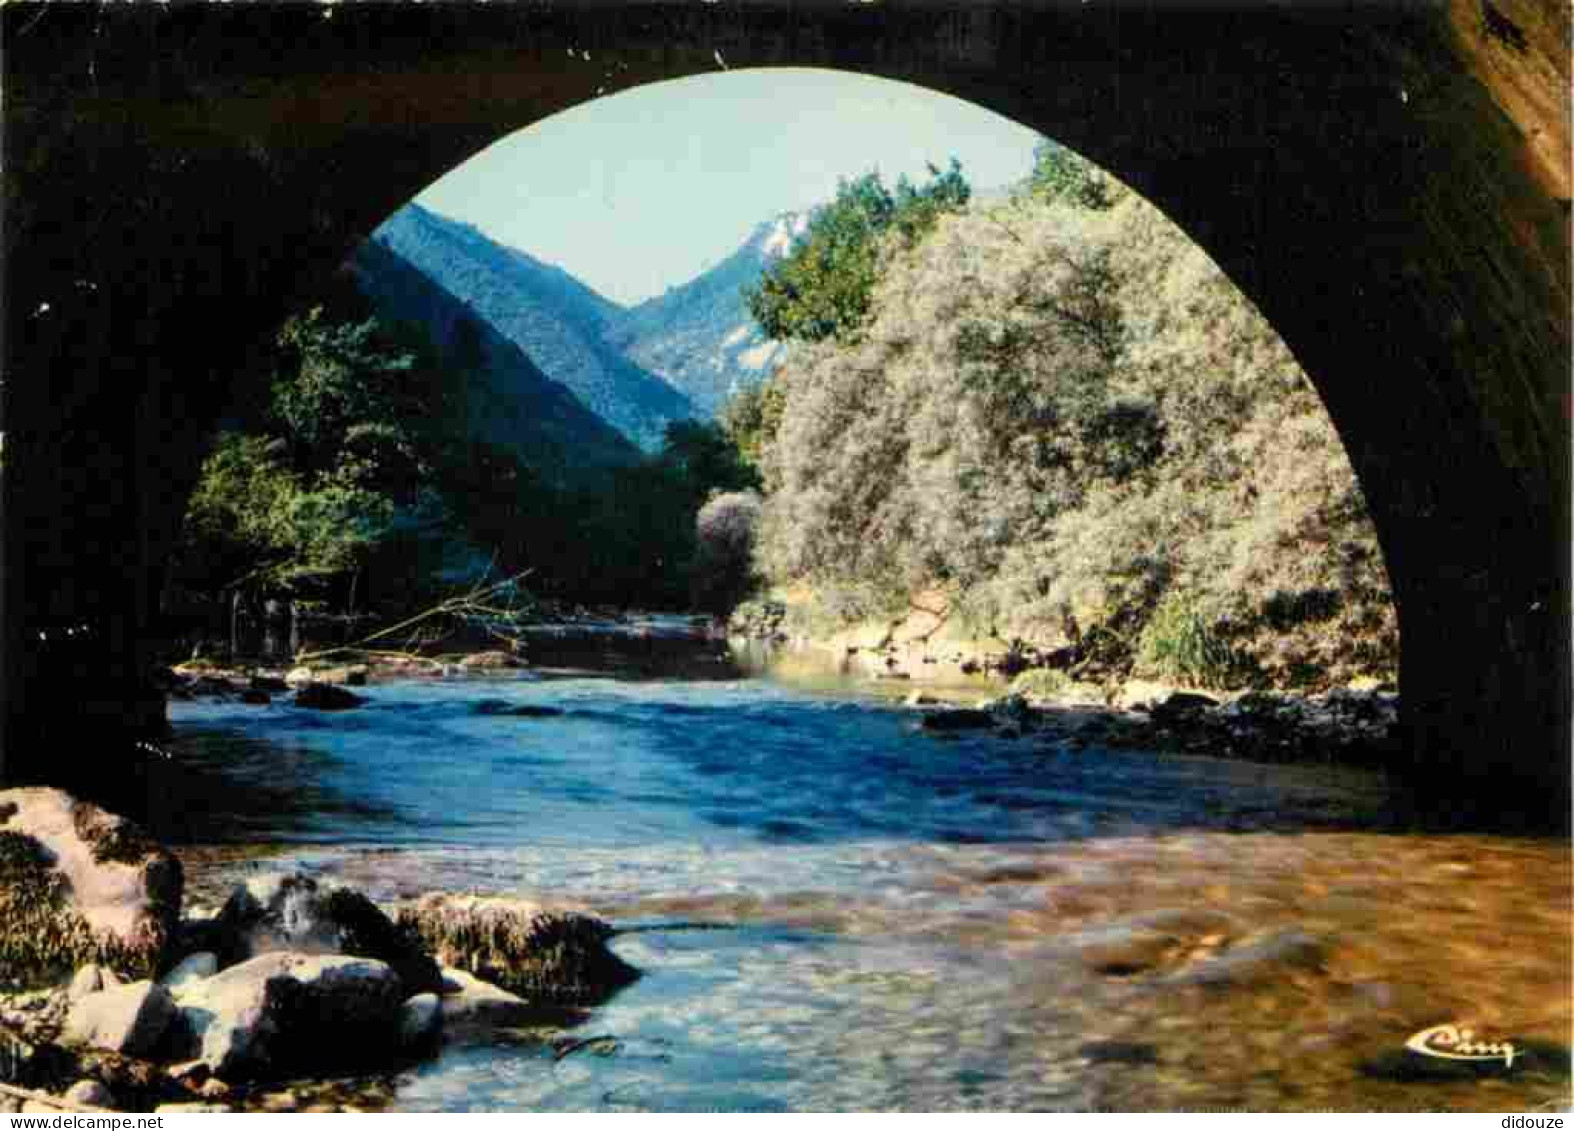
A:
[153, 655, 1570, 1112]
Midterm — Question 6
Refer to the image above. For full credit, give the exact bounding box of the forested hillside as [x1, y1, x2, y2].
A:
[348, 239, 639, 481]
[733, 149, 1398, 689]
[372, 204, 695, 449]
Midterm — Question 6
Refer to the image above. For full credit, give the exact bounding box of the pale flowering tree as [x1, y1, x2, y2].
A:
[691, 490, 763, 614]
[750, 149, 1397, 688]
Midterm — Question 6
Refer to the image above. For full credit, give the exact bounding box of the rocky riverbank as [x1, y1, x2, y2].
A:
[730, 598, 1400, 769]
[903, 682, 1401, 770]
[162, 610, 728, 707]
[0, 788, 635, 1114]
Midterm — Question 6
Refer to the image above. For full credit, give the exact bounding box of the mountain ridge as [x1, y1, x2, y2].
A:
[347, 237, 641, 481]
[371, 203, 695, 450]
[606, 211, 807, 416]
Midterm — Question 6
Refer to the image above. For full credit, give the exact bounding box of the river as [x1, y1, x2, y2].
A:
[152, 657, 1571, 1112]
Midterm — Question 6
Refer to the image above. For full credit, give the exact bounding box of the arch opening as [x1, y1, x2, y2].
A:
[164, 69, 1401, 713]
[2, 2, 1567, 827]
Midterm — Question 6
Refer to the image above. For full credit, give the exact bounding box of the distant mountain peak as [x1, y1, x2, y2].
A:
[752, 211, 811, 260]
[607, 209, 808, 417]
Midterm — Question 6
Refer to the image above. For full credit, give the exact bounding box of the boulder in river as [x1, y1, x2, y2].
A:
[1072, 909, 1241, 977]
[1147, 691, 1220, 726]
[457, 651, 527, 670]
[168, 952, 405, 1080]
[214, 874, 442, 995]
[435, 968, 563, 1040]
[397, 993, 442, 1053]
[396, 894, 637, 1006]
[285, 665, 367, 687]
[292, 683, 365, 710]
[60, 980, 176, 1059]
[918, 708, 997, 732]
[1163, 929, 1327, 988]
[0, 789, 183, 987]
[160, 952, 218, 992]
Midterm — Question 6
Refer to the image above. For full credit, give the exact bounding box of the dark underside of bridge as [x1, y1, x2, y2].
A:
[2, 0, 1568, 830]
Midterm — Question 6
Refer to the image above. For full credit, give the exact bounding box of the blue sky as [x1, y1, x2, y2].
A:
[415, 68, 1041, 306]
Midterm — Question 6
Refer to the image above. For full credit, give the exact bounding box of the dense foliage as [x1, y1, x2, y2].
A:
[1023, 138, 1114, 211]
[174, 308, 457, 612]
[745, 161, 970, 345]
[174, 307, 759, 634]
[742, 144, 1397, 688]
[690, 490, 763, 615]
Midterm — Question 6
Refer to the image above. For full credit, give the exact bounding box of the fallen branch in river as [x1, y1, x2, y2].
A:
[293, 570, 536, 666]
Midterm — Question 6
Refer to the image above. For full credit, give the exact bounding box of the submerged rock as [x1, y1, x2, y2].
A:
[1079, 1040, 1160, 1066]
[0, 789, 183, 987]
[1165, 929, 1327, 988]
[433, 968, 551, 1039]
[1073, 909, 1241, 977]
[396, 894, 637, 1006]
[473, 700, 563, 718]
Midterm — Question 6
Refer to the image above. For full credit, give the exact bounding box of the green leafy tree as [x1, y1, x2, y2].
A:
[655, 419, 761, 501]
[746, 161, 970, 344]
[177, 308, 462, 610]
[720, 377, 788, 468]
[1025, 138, 1113, 210]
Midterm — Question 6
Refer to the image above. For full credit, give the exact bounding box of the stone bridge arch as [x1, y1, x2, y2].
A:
[3, 0, 1568, 824]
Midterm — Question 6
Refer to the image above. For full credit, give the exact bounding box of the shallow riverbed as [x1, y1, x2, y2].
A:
[155, 664, 1570, 1112]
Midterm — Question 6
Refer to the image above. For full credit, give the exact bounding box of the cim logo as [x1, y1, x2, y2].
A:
[1405, 1023, 1518, 1069]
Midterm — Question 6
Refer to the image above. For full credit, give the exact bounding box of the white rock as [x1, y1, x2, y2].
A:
[60, 979, 175, 1058]
[63, 1080, 114, 1109]
[67, 965, 104, 1001]
[161, 951, 218, 990]
[437, 967, 542, 1039]
[169, 951, 403, 1080]
[1112, 679, 1179, 711]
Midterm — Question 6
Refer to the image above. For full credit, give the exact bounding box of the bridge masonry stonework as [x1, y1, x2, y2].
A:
[2, 0, 1568, 825]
